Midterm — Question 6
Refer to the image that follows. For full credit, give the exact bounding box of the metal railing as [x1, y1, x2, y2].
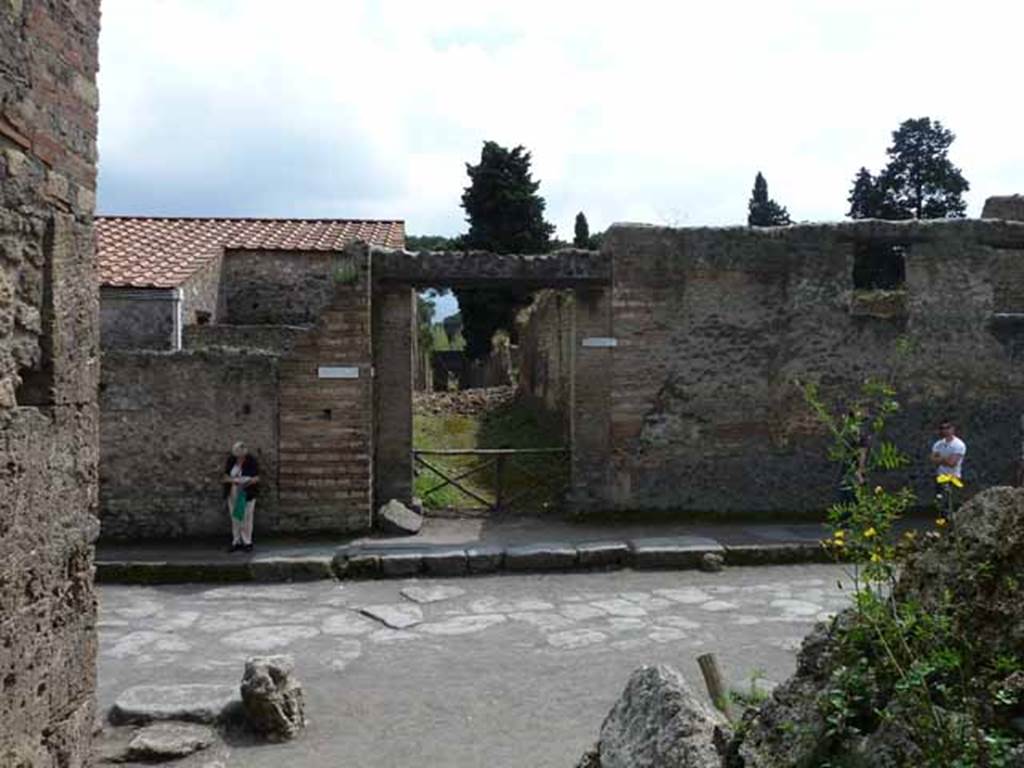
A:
[413, 447, 569, 513]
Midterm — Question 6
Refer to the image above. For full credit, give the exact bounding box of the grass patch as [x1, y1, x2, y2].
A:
[413, 392, 568, 513]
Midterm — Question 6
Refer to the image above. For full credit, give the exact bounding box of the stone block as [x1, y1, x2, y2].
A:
[126, 723, 216, 761]
[504, 542, 578, 572]
[247, 556, 334, 582]
[576, 541, 630, 569]
[466, 545, 505, 573]
[420, 547, 469, 577]
[628, 537, 725, 570]
[109, 684, 241, 725]
[332, 550, 380, 580]
[377, 498, 423, 535]
[240, 655, 306, 741]
[377, 550, 423, 578]
[722, 543, 830, 567]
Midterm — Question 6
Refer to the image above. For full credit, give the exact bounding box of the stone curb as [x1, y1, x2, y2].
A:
[97, 537, 832, 584]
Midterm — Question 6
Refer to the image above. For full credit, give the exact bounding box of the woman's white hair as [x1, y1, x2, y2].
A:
[231, 441, 246, 456]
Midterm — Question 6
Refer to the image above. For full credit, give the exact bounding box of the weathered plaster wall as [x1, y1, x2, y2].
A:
[517, 289, 573, 418]
[0, 1, 101, 765]
[180, 253, 223, 325]
[99, 286, 178, 350]
[220, 249, 347, 325]
[597, 219, 1024, 513]
[100, 349, 279, 540]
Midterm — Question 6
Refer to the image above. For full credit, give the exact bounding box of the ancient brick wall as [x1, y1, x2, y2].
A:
[180, 253, 223, 326]
[99, 286, 178, 350]
[0, 1, 101, 765]
[276, 245, 373, 533]
[100, 349, 280, 540]
[597, 219, 1024, 513]
[517, 289, 573, 418]
[220, 249, 346, 325]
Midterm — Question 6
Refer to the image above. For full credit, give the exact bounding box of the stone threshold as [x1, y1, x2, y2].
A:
[95, 536, 831, 585]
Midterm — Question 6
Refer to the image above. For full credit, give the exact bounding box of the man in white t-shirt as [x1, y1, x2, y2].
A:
[930, 420, 966, 479]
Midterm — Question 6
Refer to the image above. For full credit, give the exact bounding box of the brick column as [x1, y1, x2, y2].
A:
[569, 287, 613, 512]
[373, 284, 415, 508]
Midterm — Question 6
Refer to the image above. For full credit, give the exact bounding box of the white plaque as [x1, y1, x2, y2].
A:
[581, 337, 618, 348]
[318, 366, 360, 379]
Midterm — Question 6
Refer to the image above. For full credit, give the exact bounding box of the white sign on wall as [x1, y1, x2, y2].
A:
[581, 337, 618, 348]
[318, 366, 360, 379]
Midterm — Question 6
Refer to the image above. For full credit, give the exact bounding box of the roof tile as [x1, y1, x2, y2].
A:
[96, 216, 406, 288]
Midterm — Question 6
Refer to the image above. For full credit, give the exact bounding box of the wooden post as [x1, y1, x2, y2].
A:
[494, 454, 506, 512]
[697, 653, 734, 722]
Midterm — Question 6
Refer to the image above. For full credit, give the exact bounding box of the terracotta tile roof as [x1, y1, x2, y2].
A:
[96, 217, 406, 288]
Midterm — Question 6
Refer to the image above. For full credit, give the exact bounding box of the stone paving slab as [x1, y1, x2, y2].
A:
[108, 684, 241, 725]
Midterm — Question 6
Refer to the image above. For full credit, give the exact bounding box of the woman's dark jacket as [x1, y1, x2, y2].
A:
[223, 455, 260, 499]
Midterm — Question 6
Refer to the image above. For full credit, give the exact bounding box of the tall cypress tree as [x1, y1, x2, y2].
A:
[847, 167, 883, 219]
[457, 141, 555, 359]
[747, 172, 792, 226]
[574, 212, 590, 248]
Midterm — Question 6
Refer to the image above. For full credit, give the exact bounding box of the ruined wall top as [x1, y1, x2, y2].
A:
[982, 195, 1024, 222]
[367, 245, 611, 288]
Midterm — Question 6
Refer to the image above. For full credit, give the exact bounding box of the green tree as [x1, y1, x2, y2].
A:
[457, 141, 555, 359]
[747, 172, 792, 226]
[847, 118, 969, 220]
[574, 211, 590, 248]
[847, 167, 886, 219]
[406, 234, 462, 251]
[877, 118, 969, 219]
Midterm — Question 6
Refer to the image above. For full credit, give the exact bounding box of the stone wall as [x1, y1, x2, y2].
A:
[221, 249, 352, 325]
[100, 349, 280, 540]
[0, 1, 101, 765]
[595, 219, 1024, 513]
[184, 323, 309, 354]
[180, 253, 223, 325]
[100, 286, 178, 350]
[982, 194, 1024, 222]
[517, 289, 573, 417]
[276, 244, 374, 534]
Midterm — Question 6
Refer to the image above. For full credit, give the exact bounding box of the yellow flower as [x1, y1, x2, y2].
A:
[903, 531, 916, 540]
[834, 529, 846, 539]
[936, 474, 964, 488]
[864, 527, 877, 539]
[874, 486, 884, 495]
[935, 517, 947, 528]
[870, 552, 882, 563]
[951, 476, 964, 488]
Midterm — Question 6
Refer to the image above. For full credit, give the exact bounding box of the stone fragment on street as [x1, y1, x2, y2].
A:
[377, 499, 424, 535]
[400, 584, 466, 604]
[109, 684, 240, 725]
[240, 655, 307, 741]
[582, 664, 726, 767]
[358, 603, 424, 629]
[699, 552, 725, 572]
[126, 722, 216, 761]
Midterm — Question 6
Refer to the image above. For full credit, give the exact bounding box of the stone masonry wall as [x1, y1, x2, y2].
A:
[596, 219, 1024, 514]
[517, 289, 573, 418]
[276, 244, 374, 534]
[100, 349, 279, 540]
[982, 195, 1024, 222]
[0, 1, 101, 766]
[99, 286, 178, 350]
[221, 249, 348, 325]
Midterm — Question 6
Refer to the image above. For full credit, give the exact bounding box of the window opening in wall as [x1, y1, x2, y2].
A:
[15, 216, 55, 407]
[853, 242, 907, 290]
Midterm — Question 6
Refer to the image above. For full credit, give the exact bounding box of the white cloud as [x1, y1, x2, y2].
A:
[98, 0, 1024, 237]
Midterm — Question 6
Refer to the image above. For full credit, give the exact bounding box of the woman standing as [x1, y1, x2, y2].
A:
[223, 441, 260, 552]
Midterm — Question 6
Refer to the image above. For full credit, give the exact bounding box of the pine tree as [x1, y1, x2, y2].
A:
[847, 167, 883, 219]
[457, 141, 555, 359]
[877, 118, 969, 219]
[574, 212, 590, 248]
[747, 172, 792, 226]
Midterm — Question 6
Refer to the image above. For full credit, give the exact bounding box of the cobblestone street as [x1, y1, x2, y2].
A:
[97, 564, 849, 767]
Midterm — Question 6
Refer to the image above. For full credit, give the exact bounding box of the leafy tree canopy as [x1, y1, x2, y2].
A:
[574, 212, 590, 248]
[457, 141, 555, 359]
[847, 117, 969, 220]
[747, 172, 792, 226]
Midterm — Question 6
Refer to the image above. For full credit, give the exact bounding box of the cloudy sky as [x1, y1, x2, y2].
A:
[98, 0, 1024, 240]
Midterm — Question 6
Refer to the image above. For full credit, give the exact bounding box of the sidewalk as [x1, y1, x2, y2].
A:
[95, 514, 929, 584]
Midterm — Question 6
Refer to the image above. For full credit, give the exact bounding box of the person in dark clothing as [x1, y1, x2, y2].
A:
[223, 440, 260, 552]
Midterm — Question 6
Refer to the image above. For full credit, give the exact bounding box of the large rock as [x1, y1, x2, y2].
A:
[240, 655, 306, 741]
[126, 722, 216, 761]
[377, 499, 423, 535]
[581, 665, 726, 768]
[109, 684, 241, 725]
